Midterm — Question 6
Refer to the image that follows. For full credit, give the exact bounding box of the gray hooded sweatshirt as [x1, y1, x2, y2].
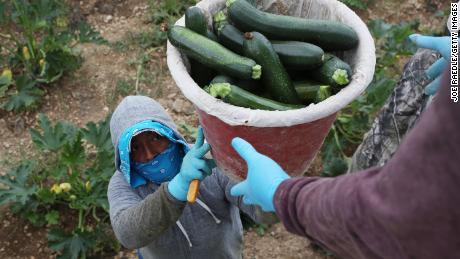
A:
[108, 96, 277, 259]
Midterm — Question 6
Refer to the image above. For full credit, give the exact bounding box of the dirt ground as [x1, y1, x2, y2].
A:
[0, 0, 447, 258]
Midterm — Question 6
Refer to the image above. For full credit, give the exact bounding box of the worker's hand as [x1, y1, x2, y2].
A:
[168, 127, 212, 201]
[230, 137, 290, 212]
[409, 34, 450, 95]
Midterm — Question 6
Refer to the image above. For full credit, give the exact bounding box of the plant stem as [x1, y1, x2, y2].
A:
[67, 165, 73, 177]
[331, 125, 348, 158]
[135, 63, 142, 94]
[78, 209, 84, 230]
[92, 206, 100, 222]
[335, 123, 362, 144]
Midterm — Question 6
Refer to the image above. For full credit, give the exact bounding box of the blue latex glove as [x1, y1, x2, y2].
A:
[168, 127, 212, 201]
[409, 34, 450, 95]
[230, 137, 290, 212]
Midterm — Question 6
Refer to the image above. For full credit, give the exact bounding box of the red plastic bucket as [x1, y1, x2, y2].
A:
[197, 106, 337, 180]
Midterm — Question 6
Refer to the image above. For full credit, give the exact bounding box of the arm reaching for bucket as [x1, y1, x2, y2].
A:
[230, 137, 290, 212]
[232, 70, 460, 259]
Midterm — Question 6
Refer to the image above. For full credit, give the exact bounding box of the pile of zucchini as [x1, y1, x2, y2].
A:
[168, 0, 358, 111]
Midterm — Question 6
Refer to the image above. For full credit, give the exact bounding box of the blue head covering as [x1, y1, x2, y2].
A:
[118, 120, 190, 188]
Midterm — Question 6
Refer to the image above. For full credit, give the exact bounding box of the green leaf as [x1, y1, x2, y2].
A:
[0, 74, 12, 97]
[45, 210, 60, 225]
[25, 210, 46, 227]
[86, 149, 115, 182]
[368, 19, 418, 60]
[150, 0, 195, 25]
[256, 224, 267, 236]
[322, 157, 349, 177]
[2, 76, 43, 111]
[48, 163, 69, 181]
[76, 21, 108, 45]
[178, 122, 198, 140]
[81, 117, 112, 152]
[36, 188, 56, 204]
[61, 132, 85, 166]
[96, 197, 110, 213]
[0, 85, 9, 98]
[37, 48, 81, 83]
[11, 0, 66, 31]
[368, 19, 393, 39]
[0, 161, 37, 206]
[30, 113, 78, 152]
[48, 228, 96, 259]
[320, 128, 350, 177]
[47, 228, 70, 251]
[87, 180, 110, 212]
[366, 72, 396, 112]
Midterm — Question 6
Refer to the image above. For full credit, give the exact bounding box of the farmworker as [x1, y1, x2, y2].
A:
[230, 33, 460, 259]
[107, 96, 276, 259]
[230, 67, 459, 258]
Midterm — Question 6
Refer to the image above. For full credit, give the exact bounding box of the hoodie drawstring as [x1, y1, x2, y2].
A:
[176, 221, 193, 247]
[175, 199, 222, 248]
[196, 199, 221, 224]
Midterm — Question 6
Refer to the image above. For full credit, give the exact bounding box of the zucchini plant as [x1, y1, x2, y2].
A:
[0, 0, 106, 112]
[0, 114, 119, 257]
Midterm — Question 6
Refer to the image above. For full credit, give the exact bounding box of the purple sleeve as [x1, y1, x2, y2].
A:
[274, 70, 460, 259]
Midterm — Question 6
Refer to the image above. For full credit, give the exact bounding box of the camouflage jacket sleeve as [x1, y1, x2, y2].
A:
[349, 49, 440, 172]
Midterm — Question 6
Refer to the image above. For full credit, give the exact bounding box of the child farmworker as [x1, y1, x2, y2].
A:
[107, 96, 276, 259]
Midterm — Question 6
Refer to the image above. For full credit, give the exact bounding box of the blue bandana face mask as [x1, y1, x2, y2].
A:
[132, 142, 184, 184]
[118, 120, 190, 188]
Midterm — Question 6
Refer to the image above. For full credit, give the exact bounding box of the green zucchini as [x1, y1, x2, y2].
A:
[310, 54, 352, 92]
[218, 23, 324, 69]
[205, 83, 304, 111]
[168, 25, 261, 80]
[213, 10, 228, 34]
[227, 0, 359, 51]
[185, 7, 218, 86]
[235, 79, 261, 93]
[210, 74, 261, 93]
[185, 6, 217, 41]
[217, 23, 245, 54]
[294, 80, 331, 104]
[272, 41, 324, 69]
[242, 31, 301, 104]
[210, 74, 235, 84]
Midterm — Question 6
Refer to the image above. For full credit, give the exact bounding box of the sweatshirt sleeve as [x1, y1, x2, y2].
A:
[217, 170, 279, 224]
[273, 71, 460, 259]
[107, 172, 186, 249]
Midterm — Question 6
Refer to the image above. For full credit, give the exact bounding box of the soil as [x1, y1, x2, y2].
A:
[0, 0, 447, 258]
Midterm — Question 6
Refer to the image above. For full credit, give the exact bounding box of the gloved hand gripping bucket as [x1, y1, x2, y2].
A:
[167, 0, 376, 180]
